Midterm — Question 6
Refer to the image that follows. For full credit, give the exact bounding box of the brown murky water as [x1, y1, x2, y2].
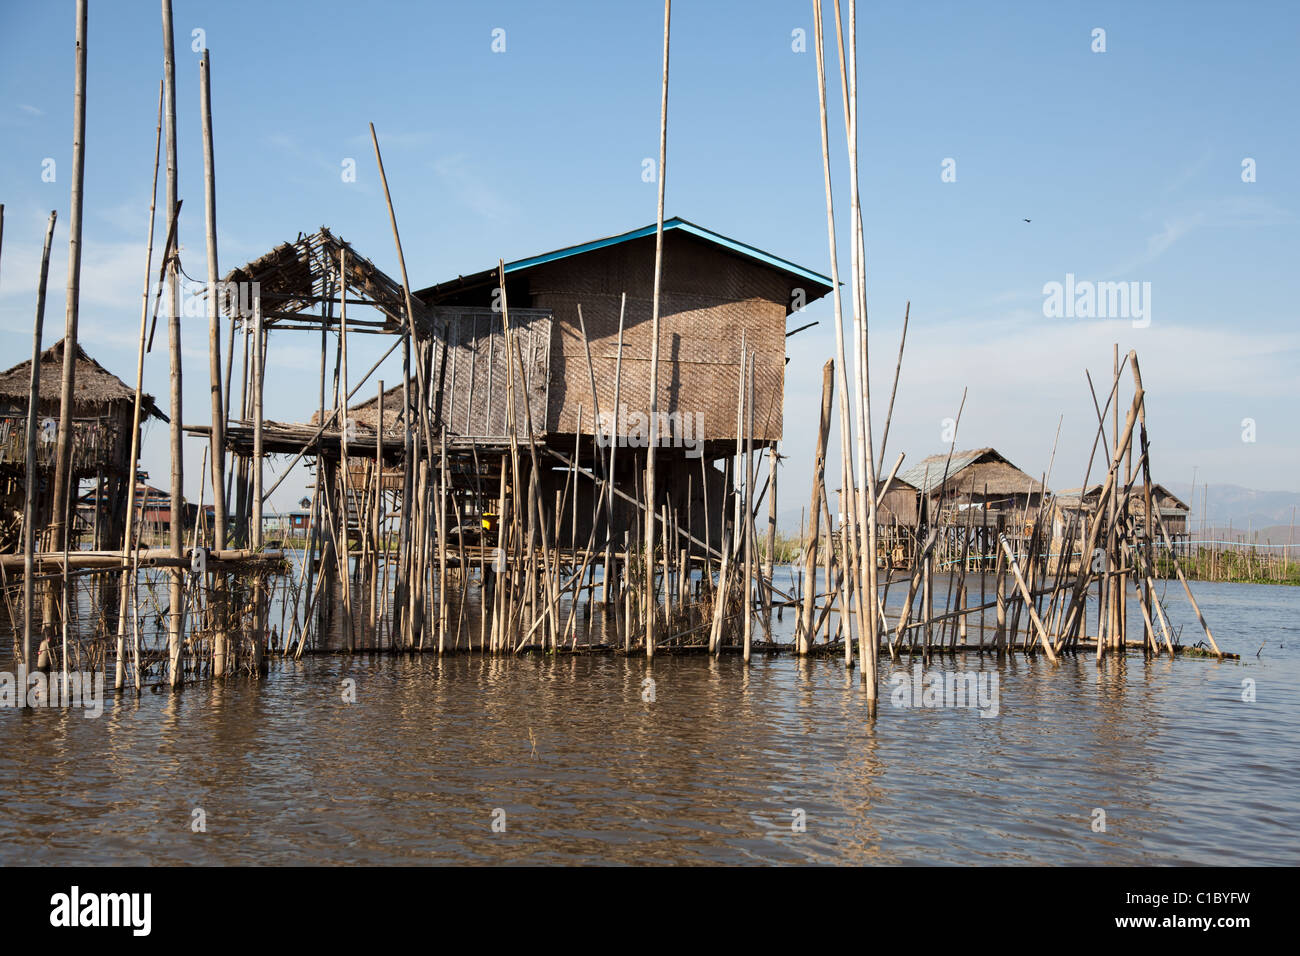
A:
[0, 579, 1296, 864]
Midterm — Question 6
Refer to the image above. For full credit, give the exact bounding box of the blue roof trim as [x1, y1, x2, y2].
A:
[503, 217, 833, 289]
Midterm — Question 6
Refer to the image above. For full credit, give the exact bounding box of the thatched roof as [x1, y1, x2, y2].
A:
[320, 383, 405, 432]
[0, 339, 165, 420]
[901, 447, 1045, 499]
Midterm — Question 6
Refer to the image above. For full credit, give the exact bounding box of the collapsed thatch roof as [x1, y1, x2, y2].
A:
[223, 226, 430, 332]
[0, 339, 165, 420]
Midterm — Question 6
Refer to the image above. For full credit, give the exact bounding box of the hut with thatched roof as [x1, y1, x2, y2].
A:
[0, 339, 165, 551]
[899, 448, 1048, 527]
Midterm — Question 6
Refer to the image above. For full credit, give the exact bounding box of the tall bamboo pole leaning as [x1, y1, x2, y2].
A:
[1057, 387, 1145, 645]
[732, 330, 746, 555]
[743, 352, 755, 662]
[22, 211, 58, 697]
[250, 293, 266, 672]
[199, 49, 232, 677]
[644, 0, 671, 659]
[371, 380, 383, 645]
[337, 249, 352, 653]
[813, 0, 861, 669]
[115, 82, 163, 692]
[252, 295, 265, 549]
[368, 123, 424, 649]
[574, 305, 606, 601]
[843, 0, 881, 712]
[48, 0, 88, 591]
[604, 293, 626, 604]
[437, 425, 449, 651]
[1152, 508, 1221, 657]
[500, 264, 561, 647]
[161, 0, 186, 688]
[798, 359, 834, 653]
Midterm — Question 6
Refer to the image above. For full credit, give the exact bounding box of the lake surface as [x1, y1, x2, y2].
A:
[0, 578, 1296, 865]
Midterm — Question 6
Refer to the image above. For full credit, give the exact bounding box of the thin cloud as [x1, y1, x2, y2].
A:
[1145, 213, 1205, 260]
[432, 153, 516, 221]
[1160, 147, 1213, 197]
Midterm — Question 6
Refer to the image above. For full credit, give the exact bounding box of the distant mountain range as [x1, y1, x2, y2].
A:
[1165, 482, 1300, 538]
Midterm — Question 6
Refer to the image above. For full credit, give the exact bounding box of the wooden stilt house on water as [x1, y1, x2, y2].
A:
[412, 217, 834, 547]
[0, 340, 165, 553]
[221, 220, 833, 547]
[202, 219, 831, 648]
[1052, 483, 1191, 555]
[895, 447, 1048, 564]
[875, 474, 921, 566]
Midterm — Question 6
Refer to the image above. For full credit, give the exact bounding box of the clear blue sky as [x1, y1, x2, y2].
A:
[2, 0, 1297, 522]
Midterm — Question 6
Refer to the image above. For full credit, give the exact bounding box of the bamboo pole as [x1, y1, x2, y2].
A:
[813, 1, 862, 673]
[998, 534, 1057, 662]
[847, 0, 881, 710]
[699, 435, 712, 587]
[232, 317, 251, 546]
[367, 123, 422, 648]
[437, 425, 449, 651]
[114, 82, 163, 692]
[161, 0, 185, 688]
[708, 517, 731, 654]
[199, 49, 232, 677]
[660, 502, 672, 627]
[644, 0, 671, 659]
[876, 302, 909, 464]
[250, 293, 266, 671]
[743, 351, 755, 662]
[1110, 345, 1120, 653]
[815, 489, 834, 646]
[371, 381, 383, 646]
[48, 0, 88, 566]
[1153, 508, 1221, 656]
[338, 249, 354, 652]
[22, 211, 57, 693]
[222, 305, 237, 521]
[732, 331, 746, 559]
[1128, 352, 1162, 652]
[198, 50, 227, 548]
[604, 293, 626, 604]
[498, 262, 559, 648]
[762, 444, 778, 640]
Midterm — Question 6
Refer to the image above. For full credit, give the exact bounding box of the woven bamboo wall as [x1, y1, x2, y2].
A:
[525, 231, 792, 444]
[428, 306, 552, 439]
[0, 401, 132, 477]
